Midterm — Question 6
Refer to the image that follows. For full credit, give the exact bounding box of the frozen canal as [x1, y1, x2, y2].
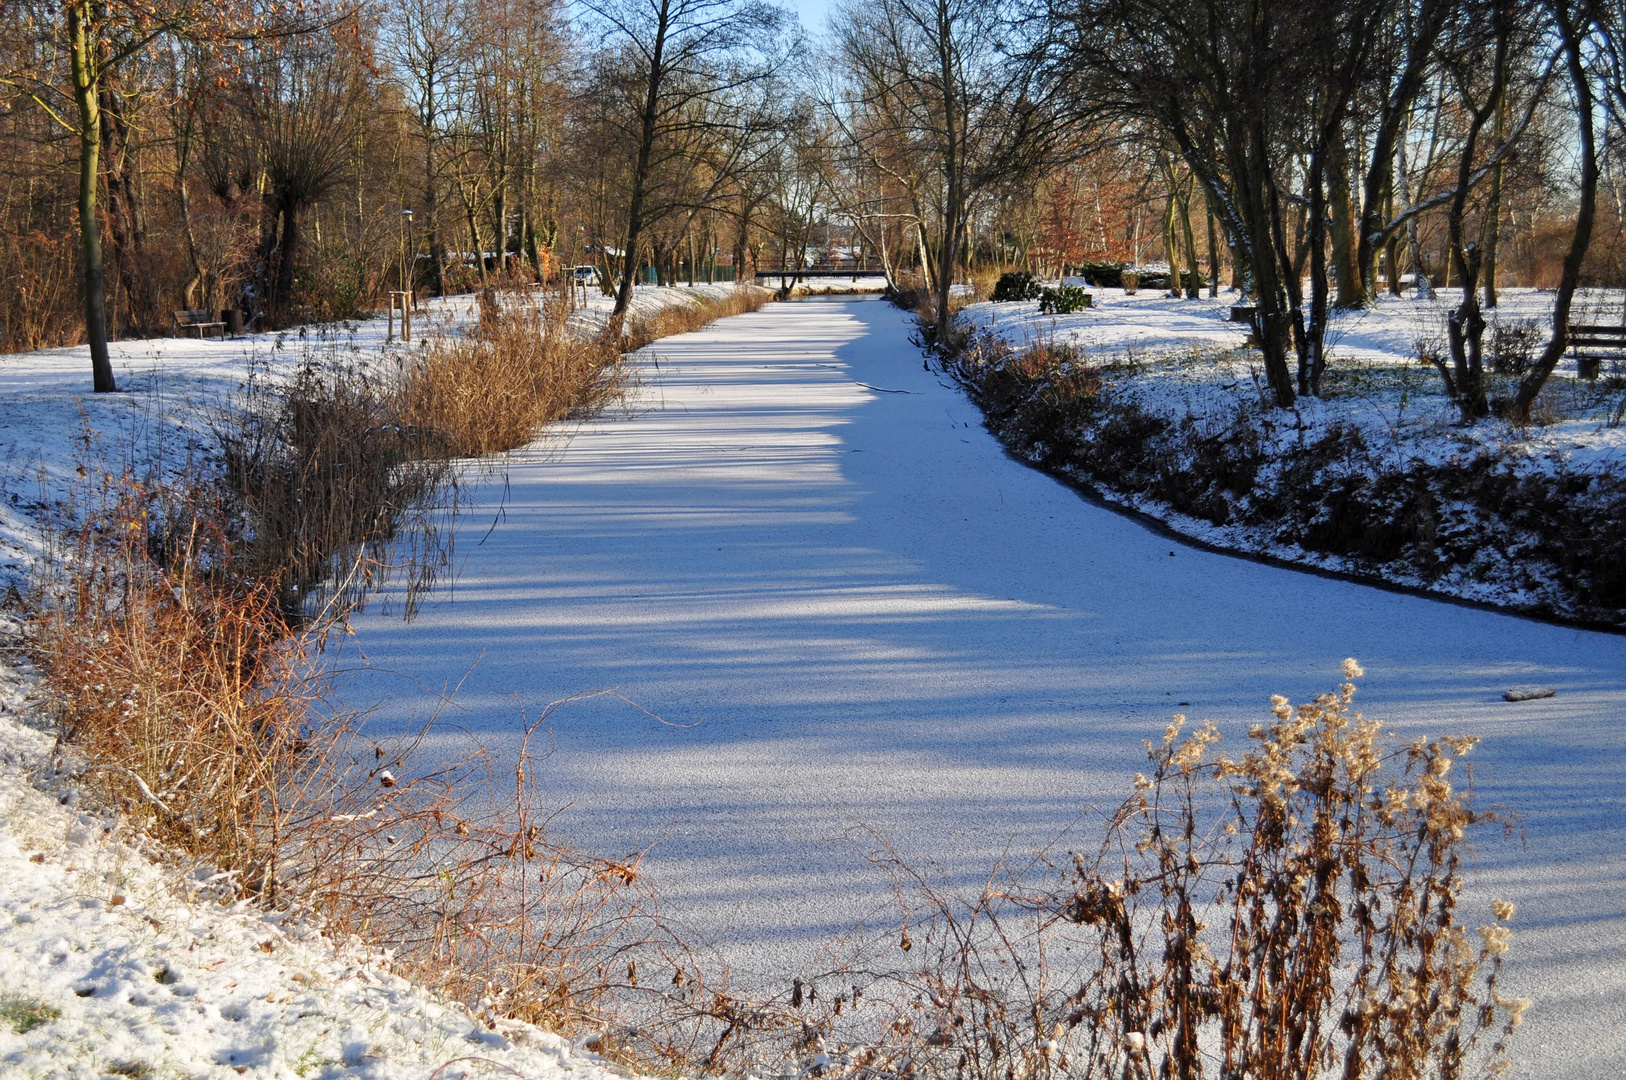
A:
[343, 296, 1626, 1077]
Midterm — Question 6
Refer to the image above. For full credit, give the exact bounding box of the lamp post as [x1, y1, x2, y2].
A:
[400, 208, 415, 299]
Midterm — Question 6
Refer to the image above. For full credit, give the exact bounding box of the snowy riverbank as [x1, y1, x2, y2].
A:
[955, 286, 1626, 626]
[0, 614, 633, 1080]
[0, 283, 755, 586]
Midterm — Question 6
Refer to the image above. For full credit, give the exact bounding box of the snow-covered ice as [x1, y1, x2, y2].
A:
[2, 289, 1624, 1077]
[334, 295, 1626, 1078]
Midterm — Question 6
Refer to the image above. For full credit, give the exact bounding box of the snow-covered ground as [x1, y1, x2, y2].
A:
[330, 296, 1626, 1079]
[0, 617, 630, 1079]
[964, 285, 1626, 472]
[0, 283, 753, 584]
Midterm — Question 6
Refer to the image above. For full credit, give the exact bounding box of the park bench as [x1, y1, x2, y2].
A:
[1568, 324, 1626, 380]
[1567, 320, 1619, 378]
[172, 309, 226, 339]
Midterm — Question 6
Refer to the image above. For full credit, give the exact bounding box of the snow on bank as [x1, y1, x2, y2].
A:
[963, 286, 1626, 473]
[0, 284, 759, 586]
[957, 286, 1626, 619]
[0, 622, 631, 1080]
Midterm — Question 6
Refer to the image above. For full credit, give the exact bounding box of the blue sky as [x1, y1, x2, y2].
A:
[788, 0, 835, 36]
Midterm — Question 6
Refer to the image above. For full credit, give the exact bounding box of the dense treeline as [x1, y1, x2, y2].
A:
[2, 0, 1623, 417]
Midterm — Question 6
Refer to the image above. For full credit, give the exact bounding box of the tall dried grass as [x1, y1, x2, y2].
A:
[659, 663, 1524, 1080]
[397, 286, 768, 460]
[400, 292, 628, 458]
[621, 285, 770, 353]
[218, 359, 458, 621]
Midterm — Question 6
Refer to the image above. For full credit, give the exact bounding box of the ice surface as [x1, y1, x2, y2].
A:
[334, 297, 1626, 1078]
[3, 288, 1622, 1076]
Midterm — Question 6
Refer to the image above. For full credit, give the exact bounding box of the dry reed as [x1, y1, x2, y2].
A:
[218, 358, 458, 621]
[621, 285, 770, 352]
[400, 290, 627, 458]
[659, 663, 1525, 1080]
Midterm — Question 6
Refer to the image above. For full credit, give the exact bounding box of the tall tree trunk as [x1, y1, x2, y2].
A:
[611, 6, 670, 338]
[732, 193, 759, 287]
[1394, 129, 1432, 301]
[491, 186, 506, 272]
[69, 0, 115, 392]
[1306, 143, 1331, 396]
[1177, 177, 1201, 299]
[1441, 6, 1509, 422]
[424, 115, 445, 297]
[915, 220, 935, 291]
[1482, 91, 1508, 308]
[1512, 0, 1597, 420]
[176, 107, 208, 311]
[273, 199, 301, 324]
[98, 72, 155, 335]
[1326, 132, 1364, 308]
[1382, 171, 1403, 296]
[464, 182, 490, 291]
[1162, 189, 1182, 297]
[1206, 202, 1220, 298]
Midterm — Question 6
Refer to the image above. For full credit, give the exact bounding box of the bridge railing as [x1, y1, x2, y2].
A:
[753, 259, 884, 277]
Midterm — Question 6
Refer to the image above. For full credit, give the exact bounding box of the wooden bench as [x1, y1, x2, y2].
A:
[1569, 324, 1626, 380]
[173, 309, 226, 339]
[1230, 305, 1257, 324]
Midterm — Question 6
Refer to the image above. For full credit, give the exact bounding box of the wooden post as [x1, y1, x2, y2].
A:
[388, 291, 412, 342]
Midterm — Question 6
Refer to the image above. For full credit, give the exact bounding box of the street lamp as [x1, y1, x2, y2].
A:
[400, 208, 415, 295]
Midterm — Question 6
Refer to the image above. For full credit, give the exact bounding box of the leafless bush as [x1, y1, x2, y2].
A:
[0, 227, 82, 352]
[694, 663, 1525, 1080]
[218, 357, 458, 621]
[1489, 318, 1544, 375]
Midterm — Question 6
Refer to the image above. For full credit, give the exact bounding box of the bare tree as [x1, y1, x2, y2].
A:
[831, 0, 1078, 338]
[1511, 0, 1608, 419]
[1057, 0, 1350, 406]
[389, 0, 462, 296]
[209, 30, 370, 327]
[576, 0, 790, 338]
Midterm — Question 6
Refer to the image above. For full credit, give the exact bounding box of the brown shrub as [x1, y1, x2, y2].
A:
[400, 290, 627, 458]
[699, 665, 1524, 1080]
[622, 285, 770, 352]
